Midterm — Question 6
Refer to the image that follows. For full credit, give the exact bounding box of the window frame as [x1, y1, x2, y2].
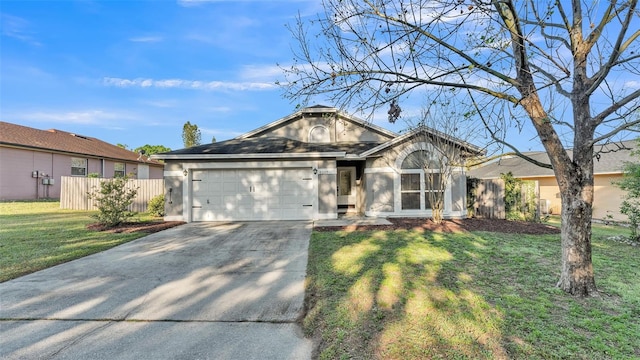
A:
[71, 157, 87, 177]
[114, 162, 125, 178]
[400, 171, 422, 210]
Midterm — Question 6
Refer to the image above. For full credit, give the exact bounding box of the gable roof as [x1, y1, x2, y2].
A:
[468, 140, 637, 179]
[0, 121, 162, 166]
[154, 136, 384, 160]
[360, 125, 486, 158]
[235, 105, 398, 140]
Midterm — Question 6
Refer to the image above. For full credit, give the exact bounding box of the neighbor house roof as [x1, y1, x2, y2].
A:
[0, 121, 162, 165]
[235, 105, 399, 140]
[468, 140, 637, 179]
[154, 136, 384, 160]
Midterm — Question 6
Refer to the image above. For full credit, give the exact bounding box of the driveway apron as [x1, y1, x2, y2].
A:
[0, 221, 313, 360]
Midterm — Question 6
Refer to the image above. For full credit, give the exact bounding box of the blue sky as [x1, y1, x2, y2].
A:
[1, 0, 334, 150]
[0, 1, 587, 153]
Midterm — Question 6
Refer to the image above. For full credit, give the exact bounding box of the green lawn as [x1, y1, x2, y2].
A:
[305, 222, 640, 359]
[0, 201, 157, 282]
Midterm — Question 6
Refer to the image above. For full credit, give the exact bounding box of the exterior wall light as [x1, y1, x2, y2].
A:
[313, 168, 318, 175]
[183, 169, 188, 177]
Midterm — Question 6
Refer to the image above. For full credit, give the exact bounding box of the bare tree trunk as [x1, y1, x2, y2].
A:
[557, 177, 597, 296]
[432, 206, 444, 224]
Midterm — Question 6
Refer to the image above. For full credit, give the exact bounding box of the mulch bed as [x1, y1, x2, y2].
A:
[88, 218, 560, 236]
[314, 217, 561, 235]
[86, 221, 186, 234]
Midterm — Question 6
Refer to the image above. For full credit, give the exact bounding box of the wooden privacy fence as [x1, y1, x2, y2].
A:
[470, 179, 506, 219]
[60, 176, 164, 212]
[468, 178, 539, 219]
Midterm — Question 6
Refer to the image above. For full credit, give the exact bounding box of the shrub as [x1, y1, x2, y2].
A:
[88, 176, 138, 227]
[614, 141, 640, 242]
[147, 194, 165, 217]
[502, 172, 538, 222]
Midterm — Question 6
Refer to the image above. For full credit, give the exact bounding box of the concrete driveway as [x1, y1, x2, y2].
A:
[0, 221, 313, 360]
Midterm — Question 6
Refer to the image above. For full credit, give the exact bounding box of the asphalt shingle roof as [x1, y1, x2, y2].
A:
[161, 136, 384, 156]
[469, 140, 637, 179]
[0, 121, 162, 165]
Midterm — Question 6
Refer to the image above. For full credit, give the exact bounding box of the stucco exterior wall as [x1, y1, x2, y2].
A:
[318, 173, 337, 214]
[164, 176, 184, 218]
[0, 147, 163, 200]
[594, 174, 625, 220]
[528, 174, 626, 221]
[451, 172, 465, 212]
[256, 115, 392, 143]
[365, 172, 395, 213]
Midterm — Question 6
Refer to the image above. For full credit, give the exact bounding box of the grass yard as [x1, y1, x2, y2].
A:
[305, 221, 640, 359]
[0, 201, 158, 282]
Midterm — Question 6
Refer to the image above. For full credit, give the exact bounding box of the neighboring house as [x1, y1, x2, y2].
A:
[153, 105, 484, 222]
[0, 121, 164, 200]
[468, 140, 637, 221]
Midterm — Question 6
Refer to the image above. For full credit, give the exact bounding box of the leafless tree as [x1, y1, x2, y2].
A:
[401, 99, 485, 223]
[281, 0, 640, 296]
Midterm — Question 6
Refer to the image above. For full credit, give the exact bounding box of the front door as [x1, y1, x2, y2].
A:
[337, 167, 356, 210]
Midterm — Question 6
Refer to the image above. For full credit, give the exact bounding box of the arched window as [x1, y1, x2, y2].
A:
[399, 149, 444, 210]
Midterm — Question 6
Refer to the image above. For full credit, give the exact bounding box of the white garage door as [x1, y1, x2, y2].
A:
[191, 168, 314, 221]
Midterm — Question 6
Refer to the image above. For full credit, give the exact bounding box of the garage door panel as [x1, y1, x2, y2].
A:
[192, 167, 314, 221]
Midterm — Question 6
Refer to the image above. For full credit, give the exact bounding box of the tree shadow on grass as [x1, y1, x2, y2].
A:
[305, 228, 515, 359]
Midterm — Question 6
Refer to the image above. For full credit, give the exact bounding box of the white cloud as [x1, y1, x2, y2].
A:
[129, 36, 163, 43]
[103, 77, 276, 91]
[10, 110, 136, 125]
[1, 13, 41, 46]
[240, 64, 284, 81]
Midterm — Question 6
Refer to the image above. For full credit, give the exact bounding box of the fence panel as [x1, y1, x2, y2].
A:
[472, 179, 506, 219]
[60, 176, 164, 212]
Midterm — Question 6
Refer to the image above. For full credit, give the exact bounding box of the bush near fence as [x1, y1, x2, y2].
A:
[60, 176, 163, 213]
[467, 177, 539, 220]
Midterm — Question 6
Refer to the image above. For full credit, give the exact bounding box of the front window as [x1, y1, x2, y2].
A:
[71, 158, 87, 176]
[401, 173, 421, 210]
[114, 162, 125, 177]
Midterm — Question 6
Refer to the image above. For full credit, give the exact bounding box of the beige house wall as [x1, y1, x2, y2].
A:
[527, 174, 626, 221]
[256, 114, 393, 143]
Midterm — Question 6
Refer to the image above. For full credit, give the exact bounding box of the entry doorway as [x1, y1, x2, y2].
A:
[337, 166, 356, 214]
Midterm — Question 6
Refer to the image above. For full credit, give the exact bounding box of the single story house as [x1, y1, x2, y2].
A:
[468, 140, 637, 221]
[0, 121, 164, 200]
[153, 105, 484, 222]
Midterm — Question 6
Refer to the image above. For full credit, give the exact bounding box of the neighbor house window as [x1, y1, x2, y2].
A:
[114, 163, 125, 177]
[71, 158, 87, 176]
